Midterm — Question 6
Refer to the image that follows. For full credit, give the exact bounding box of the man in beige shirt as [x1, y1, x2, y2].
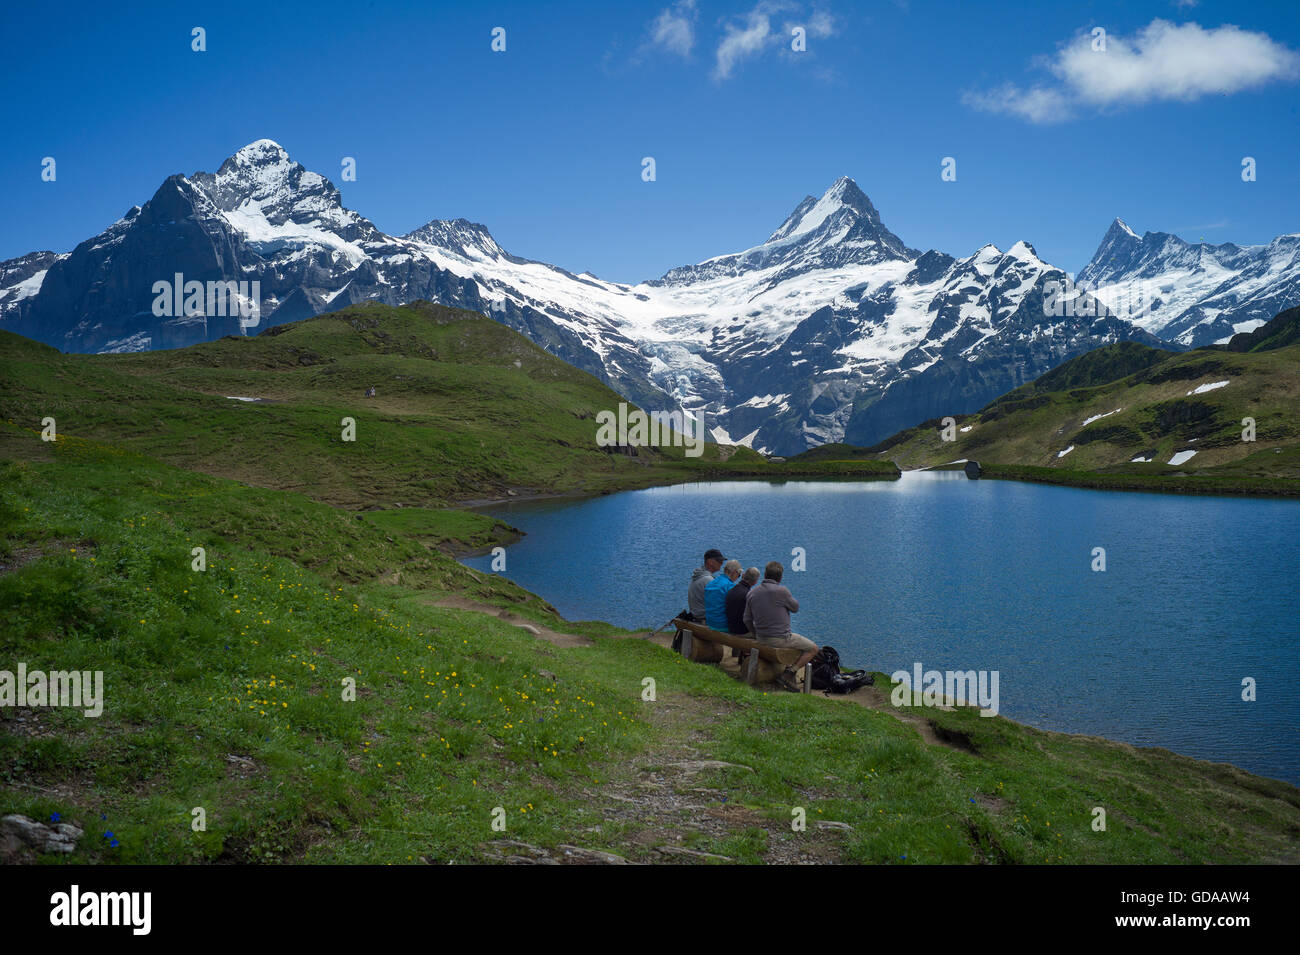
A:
[743, 560, 819, 691]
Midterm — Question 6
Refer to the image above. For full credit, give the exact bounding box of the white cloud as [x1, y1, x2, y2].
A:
[781, 10, 835, 46]
[648, 0, 698, 58]
[714, 5, 779, 80]
[961, 84, 1072, 124]
[807, 11, 835, 39]
[965, 19, 1299, 123]
[713, 3, 833, 80]
[1055, 20, 1299, 104]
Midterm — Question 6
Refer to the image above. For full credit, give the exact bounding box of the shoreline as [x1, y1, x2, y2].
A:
[447, 554, 1300, 790]
[458, 462, 1300, 515]
[457, 468, 900, 512]
[450, 489, 1299, 789]
[974, 464, 1300, 500]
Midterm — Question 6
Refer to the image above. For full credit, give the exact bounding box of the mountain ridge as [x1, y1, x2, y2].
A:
[1077, 216, 1300, 348]
[9, 139, 1283, 456]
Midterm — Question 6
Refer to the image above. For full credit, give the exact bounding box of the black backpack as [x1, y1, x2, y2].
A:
[810, 645, 874, 694]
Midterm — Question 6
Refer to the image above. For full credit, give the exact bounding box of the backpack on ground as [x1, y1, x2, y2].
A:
[810, 645, 874, 694]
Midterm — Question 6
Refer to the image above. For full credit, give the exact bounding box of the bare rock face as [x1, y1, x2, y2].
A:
[1, 814, 84, 855]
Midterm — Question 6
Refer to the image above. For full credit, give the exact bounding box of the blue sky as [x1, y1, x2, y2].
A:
[1, 0, 1297, 281]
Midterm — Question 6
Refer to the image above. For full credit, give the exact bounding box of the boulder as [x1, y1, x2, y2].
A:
[1, 814, 84, 854]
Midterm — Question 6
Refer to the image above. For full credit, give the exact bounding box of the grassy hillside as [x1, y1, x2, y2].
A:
[0, 301, 895, 511]
[866, 307, 1300, 495]
[2, 301, 1296, 864]
[2, 436, 1296, 864]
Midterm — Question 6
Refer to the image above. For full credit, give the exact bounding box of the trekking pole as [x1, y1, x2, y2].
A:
[645, 615, 680, 639]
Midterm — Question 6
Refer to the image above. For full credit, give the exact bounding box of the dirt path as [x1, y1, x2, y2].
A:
[424, 599, 978, 861]
[480, 690, 855, 864]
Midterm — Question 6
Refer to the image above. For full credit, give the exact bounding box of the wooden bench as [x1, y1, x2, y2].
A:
[671, 618, 811, 692]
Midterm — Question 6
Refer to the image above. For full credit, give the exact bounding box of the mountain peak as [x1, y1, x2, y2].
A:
[404, 218, 505, 261]
[1008, 239, 1042, 262]
[823, 176, 876, 214]
[182, 139, 375, 242]
[1084, 217, 1146, 272]
[205, 139, 311, 207]
[231, 139, 291, 165]
[1107, 217, 1140, 241]
[767, 176, 880, 244]
[211, 140, 298, 192]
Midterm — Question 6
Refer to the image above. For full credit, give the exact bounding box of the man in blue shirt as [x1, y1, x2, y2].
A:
[687, 548, 725, 621]
[704, 560, 741, 631]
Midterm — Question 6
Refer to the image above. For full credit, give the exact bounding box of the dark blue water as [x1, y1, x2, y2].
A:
[463, 473, 1300, 784]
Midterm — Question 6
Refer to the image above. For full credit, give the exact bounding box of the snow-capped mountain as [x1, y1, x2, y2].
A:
[397, 174, 1166, 451]
[2, 140, 1183, 454]
[1077, 218, 1300, 348]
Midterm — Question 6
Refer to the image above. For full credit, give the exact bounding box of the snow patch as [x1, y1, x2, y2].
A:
[96, 332, 152, 353]
[1187, 380, 1229, 396]
[1081, 408, 1122, 427]
[1, 269, 48, 302]
[1168, 450, 1198, 466]
[710, 424, 759, 448]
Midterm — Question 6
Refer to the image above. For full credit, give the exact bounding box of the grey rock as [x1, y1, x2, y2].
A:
[1, 814, 84, 854]
[556, 844, 629, 865]
[815, 820, 854, 832]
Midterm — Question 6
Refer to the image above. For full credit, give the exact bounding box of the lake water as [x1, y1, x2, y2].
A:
[462, 473, 1300, 785]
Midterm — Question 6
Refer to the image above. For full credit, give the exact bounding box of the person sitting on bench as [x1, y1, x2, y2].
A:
[726, 566, 759, 635]
[743, 561, 819, 692]
[704, 559, 741, 631]
[687, 548, 725, 622]
[724, 565, 760, 661]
